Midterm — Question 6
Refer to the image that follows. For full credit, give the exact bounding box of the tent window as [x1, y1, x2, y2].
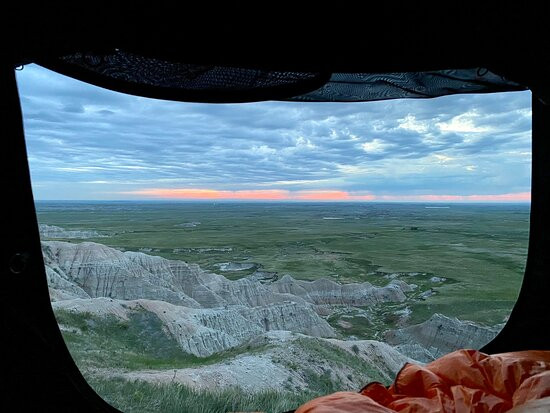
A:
[18, 64, 531, 412]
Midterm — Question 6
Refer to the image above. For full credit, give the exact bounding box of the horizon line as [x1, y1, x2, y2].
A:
[34, 199, 532, 204]
[105, 189, 531, 203]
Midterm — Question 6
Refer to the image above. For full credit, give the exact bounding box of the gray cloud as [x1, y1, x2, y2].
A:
[16, 64, 531, 200]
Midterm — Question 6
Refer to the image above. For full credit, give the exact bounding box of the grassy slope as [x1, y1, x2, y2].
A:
[293, 337, 389, 384]
[55, 309, 348, 413]
[55, 309, 270, 370]
[86, 376, 315, 413]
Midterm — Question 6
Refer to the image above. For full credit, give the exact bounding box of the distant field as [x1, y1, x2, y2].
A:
[36, 201, 529, 326]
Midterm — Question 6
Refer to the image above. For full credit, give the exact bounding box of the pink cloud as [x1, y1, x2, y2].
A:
[293, 191, 352, 201]
[125, 189, 290, 200]
[121, 188, 530, 202]
[122, 188, 376, 201]
[466, 192, 531, 202]
[378, 192, 531, 202]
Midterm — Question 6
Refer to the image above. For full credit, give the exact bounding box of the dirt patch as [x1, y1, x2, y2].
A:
[337, 320, 353, 329]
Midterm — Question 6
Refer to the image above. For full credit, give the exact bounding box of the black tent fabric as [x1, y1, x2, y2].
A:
[38, 50, 526, 103]
[290, 70, 526, 102]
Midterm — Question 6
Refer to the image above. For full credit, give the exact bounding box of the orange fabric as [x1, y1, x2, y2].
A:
[294, 392, 395, 413]
[295, 350, 550, 413]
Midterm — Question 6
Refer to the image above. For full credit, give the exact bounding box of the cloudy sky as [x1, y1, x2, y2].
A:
[17, 64, 531, 202]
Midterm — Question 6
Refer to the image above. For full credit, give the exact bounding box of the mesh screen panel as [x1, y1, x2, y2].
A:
[40, 50, 526, 103]
[290, 70, 525, 101]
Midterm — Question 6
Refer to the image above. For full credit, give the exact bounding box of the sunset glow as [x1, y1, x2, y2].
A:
[121, 188, 531, 202]
[377, 192, 531, 202]
[124, 189, 290, 200]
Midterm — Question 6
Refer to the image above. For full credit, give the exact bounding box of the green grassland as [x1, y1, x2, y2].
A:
[55, 309, 270, 370]
[37, 201, 529, 326]
[54, 308, 345, 413]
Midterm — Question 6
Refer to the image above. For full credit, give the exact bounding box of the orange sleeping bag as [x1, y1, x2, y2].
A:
[296, 349, 550, 413]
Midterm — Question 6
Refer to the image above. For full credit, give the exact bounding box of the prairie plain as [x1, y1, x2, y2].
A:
[37, 201, 529, 328]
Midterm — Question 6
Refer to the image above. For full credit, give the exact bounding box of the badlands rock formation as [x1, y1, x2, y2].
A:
[44, 240, 413, 356]
[94, 331, 414, 392]
[44, 240, 504, 391]
[53, 297, 334, 356]
[385, 313, 500, 362]
[43, 241, 411, 310]
[272, 274, 411, 306]
[39, 224, 106, 239]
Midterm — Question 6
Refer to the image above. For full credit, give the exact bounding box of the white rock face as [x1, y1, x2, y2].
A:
[385, 313, 500, 362]
[46, 266, 90, 300]
[42, 241, 202, 307]
[53, 297, 334, 356]
[43, 241, 411, 310]
[215, 262, 256, 271]
[91, 331, 414, 392]
[325, 338, 415, 383]
[271, 274, 411, 306]
[105, 353, 297, 392]
[39, 224, 107, 239]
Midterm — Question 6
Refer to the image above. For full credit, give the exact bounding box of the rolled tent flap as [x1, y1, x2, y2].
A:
[37, 50, 525, 104]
